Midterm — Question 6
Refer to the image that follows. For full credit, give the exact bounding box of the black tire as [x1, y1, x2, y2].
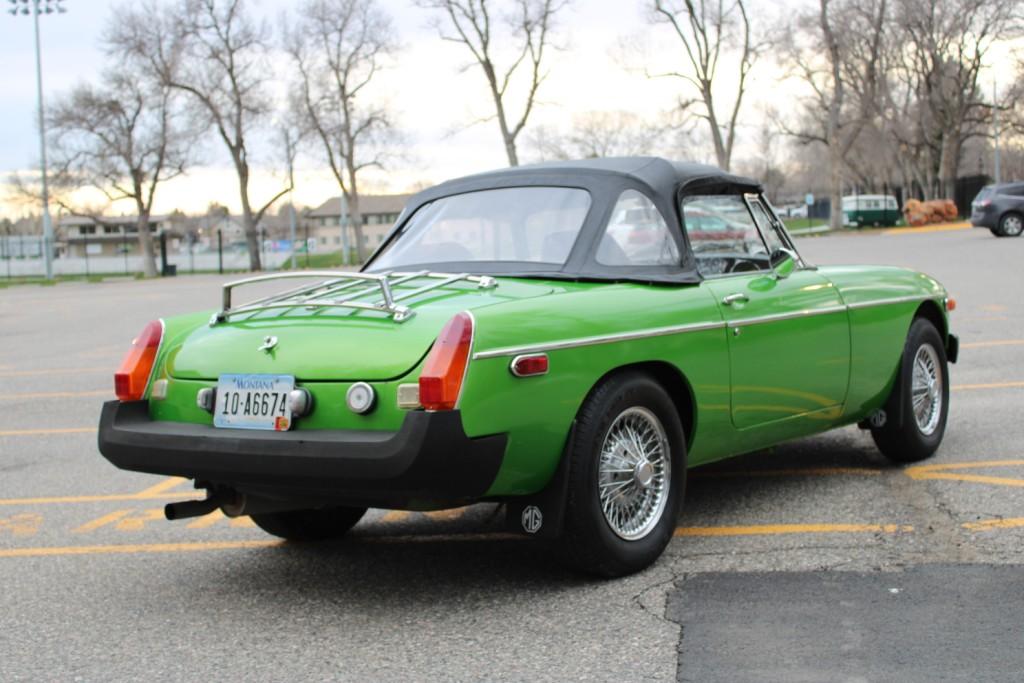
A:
[250, 506, 367, 541]
[990, 227, 1002, 237]
[871, 317, 949, 463]
[997, 212, 1024, 238]
[560, 372, 686, 577]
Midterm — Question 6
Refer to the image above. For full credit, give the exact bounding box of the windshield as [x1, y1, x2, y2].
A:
[369, 187, 592, 270]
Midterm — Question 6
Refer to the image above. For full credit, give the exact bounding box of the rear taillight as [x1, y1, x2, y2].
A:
[114, 320, 164, 401]
[418, 312, 474, 411]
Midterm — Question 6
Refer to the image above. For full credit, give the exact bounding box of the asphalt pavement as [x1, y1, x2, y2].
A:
[1, 223, 1022, 682]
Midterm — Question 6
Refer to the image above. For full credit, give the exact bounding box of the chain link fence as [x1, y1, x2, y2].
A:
[1, 232, 297, 279]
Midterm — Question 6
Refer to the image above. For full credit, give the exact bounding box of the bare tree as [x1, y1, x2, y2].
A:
[890, 0, 1020, 200]
[106, 0, 290, 271]
[283, 0, 397, 263]
[418, 0, 569, 166]
[648, 0, 764, 171]
[46, 73, 191, 277]
[784, 0, 887, 230]
[736, 110, 786, 202]
[527, 109, 686, 161]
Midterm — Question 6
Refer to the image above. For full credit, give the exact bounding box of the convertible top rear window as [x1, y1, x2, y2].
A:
[371, 187, 591, 270]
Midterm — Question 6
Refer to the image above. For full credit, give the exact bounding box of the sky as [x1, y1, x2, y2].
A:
[0, 0, 1017, 218]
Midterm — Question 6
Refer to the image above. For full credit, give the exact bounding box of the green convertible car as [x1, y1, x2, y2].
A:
[99, 157, 958, 576]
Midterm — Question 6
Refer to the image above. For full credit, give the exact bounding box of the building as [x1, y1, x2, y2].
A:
[61, 215, 173, 257]
[305, 193, 412, 253]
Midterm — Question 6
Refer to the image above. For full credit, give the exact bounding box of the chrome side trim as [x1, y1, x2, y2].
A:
[730, 304, 849, 327]
[472, 321, 727, 360]
[846, 294, 939, 311]
[471, 295, 941, 361]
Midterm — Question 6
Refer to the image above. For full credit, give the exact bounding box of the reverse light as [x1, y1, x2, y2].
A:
[419, 312, 474, 411]
[114, 320, 164, 401]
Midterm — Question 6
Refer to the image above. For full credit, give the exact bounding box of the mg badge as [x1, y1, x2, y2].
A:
[521, 505, 543, 534]
[258, 335, 278, 353]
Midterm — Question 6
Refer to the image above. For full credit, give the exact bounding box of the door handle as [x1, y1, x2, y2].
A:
[722, 293, 750, 306]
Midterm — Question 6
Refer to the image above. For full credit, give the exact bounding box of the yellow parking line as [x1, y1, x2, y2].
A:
[0, 427, 95, 437]
[73, 510, 132, 533]
[953, 382, 1024, 391]
[0, 491, 203, 507]
[960, 340, 1024, 349]
[963, 518, 1024, 531]
[0, 390, 107, 400]
[883, 222, 970, 235]
[0, 367, 108, 377]
[134, 477, 189, 498]
[905, 460, 1024, 488]
[674, 523, 913, 537]
[907, 459, 1024, 473]
[907, 472, 1024, 488]
[0, 522, 925, 559]
[0, 540, 280, 558]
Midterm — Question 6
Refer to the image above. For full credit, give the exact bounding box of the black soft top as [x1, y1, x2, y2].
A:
[364, 157, 764, 284]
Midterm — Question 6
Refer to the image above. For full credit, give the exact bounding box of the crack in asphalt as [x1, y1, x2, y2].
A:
[883, 466, 979, 563]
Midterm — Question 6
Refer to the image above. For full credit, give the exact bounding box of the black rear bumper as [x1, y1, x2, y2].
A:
[98, 401, 507, 507]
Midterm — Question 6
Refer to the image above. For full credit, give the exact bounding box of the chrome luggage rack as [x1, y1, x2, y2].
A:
[210, 270, 498, 325]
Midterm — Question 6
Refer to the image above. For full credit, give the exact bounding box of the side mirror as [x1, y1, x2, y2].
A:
[769, 248, 797, 280]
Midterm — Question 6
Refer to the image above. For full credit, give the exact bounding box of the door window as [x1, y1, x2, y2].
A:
[682, 195, 770, 277]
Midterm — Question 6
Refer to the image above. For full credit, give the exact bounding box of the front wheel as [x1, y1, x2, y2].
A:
[250, 505, 367, 541]
[871, 317, 949, 463]
[560, 372, 686, 577]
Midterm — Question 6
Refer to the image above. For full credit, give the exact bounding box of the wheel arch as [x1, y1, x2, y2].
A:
[913, 299, 947, 340]
[584, 361, 697, 448]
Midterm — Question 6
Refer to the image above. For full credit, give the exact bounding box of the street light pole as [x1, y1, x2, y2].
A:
[993, 79, 1001, 185]
[9, 0, 66, 280]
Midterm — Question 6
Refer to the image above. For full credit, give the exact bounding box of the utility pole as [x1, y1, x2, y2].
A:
[993, 79, 1001, 185]
[284, 128, 298, 270]
[8, 0, 66, 280]
[339, 192, 349, 265]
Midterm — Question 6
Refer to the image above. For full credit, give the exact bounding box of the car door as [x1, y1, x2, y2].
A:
[683, 193, 851, 431]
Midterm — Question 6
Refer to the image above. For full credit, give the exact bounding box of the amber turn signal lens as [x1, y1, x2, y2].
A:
[945, 297, 956, 312]
[418, 312, 473, 411]
[114, 320, 164, 401]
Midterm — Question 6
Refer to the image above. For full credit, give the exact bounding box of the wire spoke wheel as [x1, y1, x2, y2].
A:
[911, 343, 943, 436]
[597, 407, 671, 541]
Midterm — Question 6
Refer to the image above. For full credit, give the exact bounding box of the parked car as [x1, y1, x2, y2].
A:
[842, 194, 901, 227]
[970, 182, 1024, 237]
[779, 204, 808, 218]
[98, 157, 958, 577]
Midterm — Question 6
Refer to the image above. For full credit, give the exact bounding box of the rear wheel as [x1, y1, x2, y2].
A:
[561, 372, 686, 577]
[871, 318, 949, 463]
[997, 212, 1023, 237]
[250, 506, 367, 541]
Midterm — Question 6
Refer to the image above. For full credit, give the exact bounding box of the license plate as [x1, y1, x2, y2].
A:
[214, 374, 295, 431]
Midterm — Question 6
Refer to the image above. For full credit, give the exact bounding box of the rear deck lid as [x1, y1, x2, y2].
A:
[167, 274, 554, 381]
